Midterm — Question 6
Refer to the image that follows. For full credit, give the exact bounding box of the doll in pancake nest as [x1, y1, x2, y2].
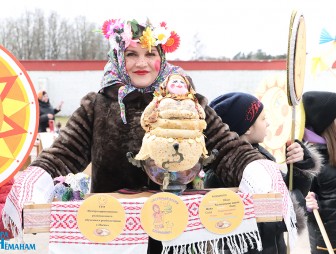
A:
[135, 73, 208, 171]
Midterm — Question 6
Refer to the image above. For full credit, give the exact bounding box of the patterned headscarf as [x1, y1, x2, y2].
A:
[100, 45, 186, 124]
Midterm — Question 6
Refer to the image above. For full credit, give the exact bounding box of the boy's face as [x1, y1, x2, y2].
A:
[245, 109, 269, 144]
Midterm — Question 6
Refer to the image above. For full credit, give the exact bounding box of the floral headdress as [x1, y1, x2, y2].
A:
[99, 18, 186, 124]
[100, 19, 180, 53]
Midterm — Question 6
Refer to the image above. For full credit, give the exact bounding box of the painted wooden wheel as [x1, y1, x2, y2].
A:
[0, 46, 38, 186]
[287, 10, 306, 106]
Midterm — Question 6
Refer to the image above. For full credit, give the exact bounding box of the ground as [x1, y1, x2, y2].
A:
[2, 228, 311, 254]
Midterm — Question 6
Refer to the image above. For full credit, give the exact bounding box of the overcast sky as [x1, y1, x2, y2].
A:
[1, 0, 335, 60]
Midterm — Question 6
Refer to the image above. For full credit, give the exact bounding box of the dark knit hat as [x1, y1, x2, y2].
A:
[209, 92, 264, 136]
[302, 91, 336, 135]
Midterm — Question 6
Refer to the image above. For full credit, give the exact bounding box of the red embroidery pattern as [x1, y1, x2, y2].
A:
[245, 100, 262, 122]
[8, 166, 46, 224]
[49, 194, 256, 246]
[49, 200, 148, 245]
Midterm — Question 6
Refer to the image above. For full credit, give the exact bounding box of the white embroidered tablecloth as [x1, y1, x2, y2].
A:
[48, 194, 261, 254]
[49, 198, 148, 254]
[3, 167, 271, 254]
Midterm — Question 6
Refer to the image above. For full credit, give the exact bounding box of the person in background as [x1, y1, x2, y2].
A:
[206, 92, 321, 254]
[37, 90, 64, 132]
[303, 91, 336, 254]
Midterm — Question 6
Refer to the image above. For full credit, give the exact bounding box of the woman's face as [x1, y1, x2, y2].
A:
[125, 44, 161, 88]
[42, 93, 49, 103]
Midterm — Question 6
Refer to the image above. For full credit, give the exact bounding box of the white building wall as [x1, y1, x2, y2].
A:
[186, 70, 285, 103]
[28, 71, 102, 116]
[27, 69, 336, 116]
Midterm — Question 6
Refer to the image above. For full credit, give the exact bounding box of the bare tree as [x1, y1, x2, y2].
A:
[19, 11, 35, 59]
[73, 16, 89, 59]
[9, 17, 27, 59]
[47, 12, 62, 59]
[32, 9, 47, 59]
[192, 33, 205, 60]
[59, 20, 74, 59]
[0, 9, 132, 60]
[68, 16, 108, 60]
[0, 19, 14, 51]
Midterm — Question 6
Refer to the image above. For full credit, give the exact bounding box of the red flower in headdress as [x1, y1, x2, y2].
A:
[161, 31, 180, 53]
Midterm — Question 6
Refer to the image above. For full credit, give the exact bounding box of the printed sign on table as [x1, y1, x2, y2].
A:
[77, 194, 126, 243]
[199, 188, 245, 234]
[140, 192, 188, 241]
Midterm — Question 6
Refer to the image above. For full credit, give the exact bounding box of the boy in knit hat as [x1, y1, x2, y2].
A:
[205, 92, 321, 254]
[207, 92, 318, 173]
[304, 91, 336, 253]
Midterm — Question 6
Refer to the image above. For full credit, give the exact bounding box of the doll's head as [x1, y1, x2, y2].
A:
[166, 74, 189, 95]
[159, 74, 195, 98]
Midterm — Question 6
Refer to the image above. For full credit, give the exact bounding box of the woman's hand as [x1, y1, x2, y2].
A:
[57, 101, 64, 111]
[47, 113, 54, 119]
[306, 192, 319, 212]
[286, 141, 304, 164]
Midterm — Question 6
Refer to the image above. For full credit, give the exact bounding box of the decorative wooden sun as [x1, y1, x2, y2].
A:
[255, 74, 305, 164]
[0, 46, 38, 187]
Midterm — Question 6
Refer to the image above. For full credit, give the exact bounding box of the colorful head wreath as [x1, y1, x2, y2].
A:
[99, 18, 185, 124]
[100, 19, 180, 53]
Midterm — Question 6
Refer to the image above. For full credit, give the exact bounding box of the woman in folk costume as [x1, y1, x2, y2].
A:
[304, 91, 336, 253]
[3, 18, 294, 254]
[206, 92, 321, 253]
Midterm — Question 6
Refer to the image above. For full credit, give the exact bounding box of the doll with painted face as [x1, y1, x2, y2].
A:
[135, 74, 208, 171]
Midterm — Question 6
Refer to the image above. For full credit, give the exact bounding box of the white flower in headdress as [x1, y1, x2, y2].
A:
[153, 25, 171, 46]
[109, 36, 119, 51]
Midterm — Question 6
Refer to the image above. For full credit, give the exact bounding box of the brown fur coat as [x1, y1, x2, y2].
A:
[31, 85, 264, 193]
